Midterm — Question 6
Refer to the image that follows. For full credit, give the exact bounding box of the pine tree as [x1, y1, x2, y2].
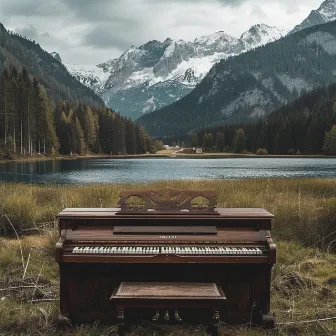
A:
[145, 133, 156, 154]
[116, 115, 126, 154]
[215, 132, 225, 152]
[322, 124, 336, 155]
[74, 117, 86, 154]
[84, 106, 97, 152]
[207, 133, 214, 151]
[233, 128, 246, 153]
[191, 133, 198, 147]
[38, 85, 59, 154]
[135, 126, 147, 154]
[202, 134, 208, 149]
[125, 119, 136, 154]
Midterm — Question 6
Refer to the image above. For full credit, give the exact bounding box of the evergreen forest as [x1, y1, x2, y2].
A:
[189, 82, 336, 155]
[0, 66, 154, 158]
[0, 23, 103, 107]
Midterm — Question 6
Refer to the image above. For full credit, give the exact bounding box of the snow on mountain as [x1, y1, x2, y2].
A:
[59, 23, 284, 119]
[241, 24, 284, 46]
[290, 0, 336, 34]
[65, 63, 112, 93]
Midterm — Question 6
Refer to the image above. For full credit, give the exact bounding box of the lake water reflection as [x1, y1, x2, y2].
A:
[0, 157, 335, 184]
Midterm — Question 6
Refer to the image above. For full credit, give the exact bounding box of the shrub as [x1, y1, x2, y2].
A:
[256, 148, 268, 155]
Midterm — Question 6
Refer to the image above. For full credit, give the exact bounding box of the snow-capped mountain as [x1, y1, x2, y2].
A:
[290, 0, 336, 34]
[137, 19, 336, 136]
[53, 24, 284, 119]
[65, 63, 111, 93]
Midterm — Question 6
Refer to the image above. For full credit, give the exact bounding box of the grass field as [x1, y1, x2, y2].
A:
[0, 178, 335, 335]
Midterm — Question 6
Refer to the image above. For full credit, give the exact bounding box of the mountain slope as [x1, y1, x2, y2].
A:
[63, 24, 284, 119]
[0, 23, 104, 106]
[137, 20, 336, 136]
[290, 0, 336, 34]
[194, 80, 336, 155]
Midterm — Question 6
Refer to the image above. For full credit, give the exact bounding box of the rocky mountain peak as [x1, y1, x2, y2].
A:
[290, 0, 336, 34]
[64, 22, 284, 119]
[240, 24, 284, 46]
[318, 0, 336, 17]
[182, 68, 197, 83]
[194, 31, 236, 46]
[50, 52, 62, 63]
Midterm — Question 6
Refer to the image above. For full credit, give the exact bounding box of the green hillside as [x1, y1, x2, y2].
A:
[0, 23, 103, 107]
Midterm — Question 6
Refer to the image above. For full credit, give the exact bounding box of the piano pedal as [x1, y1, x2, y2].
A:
[174, 310, 182, 322]
[152, 310, 160, 321]
[164, 310, 170, 321]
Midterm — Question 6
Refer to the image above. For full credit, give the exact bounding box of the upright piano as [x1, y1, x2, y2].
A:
[56, 188, 276, 328]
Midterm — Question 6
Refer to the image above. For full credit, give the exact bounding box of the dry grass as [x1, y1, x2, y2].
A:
[0, 178, 335, 250]
[0, 234, 335, 336]
[0, 178, 335, 335]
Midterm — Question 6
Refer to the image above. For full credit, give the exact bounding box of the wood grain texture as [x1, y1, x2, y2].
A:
[118, 188, 217, 213]
[57, 207, 274, 219]
[56, 189, 276, 328]
[113, 226, 217, 235]
[113, 282, 224, 299]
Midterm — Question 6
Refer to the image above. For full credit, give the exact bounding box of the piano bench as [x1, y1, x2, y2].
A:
[110, 282, 226, 336]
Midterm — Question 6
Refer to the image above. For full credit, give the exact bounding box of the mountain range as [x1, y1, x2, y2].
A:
[137, 20, 336, 136]
[290, 0, 336, 34]
[61, 24, 284, 119]
[47, 0, 336, 136]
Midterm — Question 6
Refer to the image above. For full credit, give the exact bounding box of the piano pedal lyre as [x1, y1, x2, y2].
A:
[152, 310, 160, 321]
[174, 310, 182, 322]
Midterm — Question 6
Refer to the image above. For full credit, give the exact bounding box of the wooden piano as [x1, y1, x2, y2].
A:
[56, 188, 276, 330]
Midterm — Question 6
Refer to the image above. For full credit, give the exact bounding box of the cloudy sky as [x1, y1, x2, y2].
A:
[0, 0, 323, 65]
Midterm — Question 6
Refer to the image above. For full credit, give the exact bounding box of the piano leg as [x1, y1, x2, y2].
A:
[261, 312, 276, 329]
[116, 309, 125, 336]
[207, 309, 219, 336]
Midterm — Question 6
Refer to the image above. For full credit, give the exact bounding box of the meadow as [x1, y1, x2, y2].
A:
[0, 178, 335, 335]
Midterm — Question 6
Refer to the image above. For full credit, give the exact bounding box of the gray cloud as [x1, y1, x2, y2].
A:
[2, 0, 66, 17]
[15, 24, 51, 41]
[0, 0, 323, 65]
[83, 24, 139, 50]
[60, 0, 120, 21]
[15, 24, 39, 40]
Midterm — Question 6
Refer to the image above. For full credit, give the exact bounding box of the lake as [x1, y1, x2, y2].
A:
[0, 157, 335, 184]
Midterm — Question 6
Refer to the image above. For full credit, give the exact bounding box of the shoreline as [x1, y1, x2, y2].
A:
[0, 152, 335, 164]
[0, 153, 168, 163]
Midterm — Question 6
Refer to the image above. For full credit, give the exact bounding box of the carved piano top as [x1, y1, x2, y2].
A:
[57, 188, 274, 220]
[57, 208, 274, 219]
[56, 189, 276, 264]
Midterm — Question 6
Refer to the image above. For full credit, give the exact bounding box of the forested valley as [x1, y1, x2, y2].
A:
[185, 82, 336, 155]
[137, 20, 336, 137]
[0, 66, 154, 159]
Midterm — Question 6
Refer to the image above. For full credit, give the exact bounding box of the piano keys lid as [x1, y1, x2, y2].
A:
[113, 226, 217, 235]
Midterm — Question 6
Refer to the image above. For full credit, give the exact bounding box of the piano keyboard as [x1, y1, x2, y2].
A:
[71, 246, 263, 255]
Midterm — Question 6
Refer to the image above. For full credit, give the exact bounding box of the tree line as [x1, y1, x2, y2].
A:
[0, 66, 155, 158]
[188, 82, 336, 155]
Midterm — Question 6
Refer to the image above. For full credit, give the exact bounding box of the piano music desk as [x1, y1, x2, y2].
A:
[110, 282, 226, 336]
